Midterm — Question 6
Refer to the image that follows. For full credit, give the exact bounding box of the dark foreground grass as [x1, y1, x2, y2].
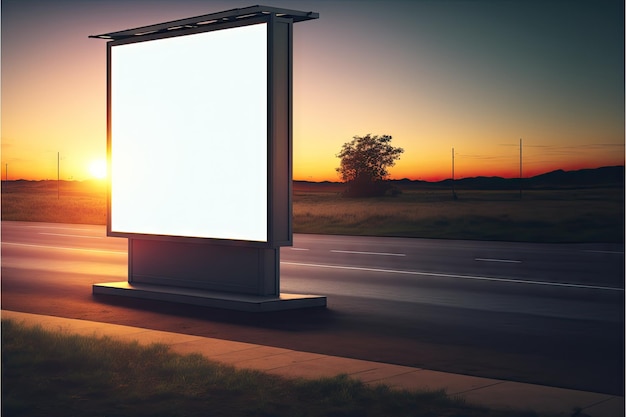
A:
[2, 320, 554, 417]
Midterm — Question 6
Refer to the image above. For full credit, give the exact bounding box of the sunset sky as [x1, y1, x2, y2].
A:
[2, 0, 624, 182]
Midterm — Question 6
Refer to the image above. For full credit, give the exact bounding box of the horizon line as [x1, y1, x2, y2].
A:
[2, 164, 623, 184]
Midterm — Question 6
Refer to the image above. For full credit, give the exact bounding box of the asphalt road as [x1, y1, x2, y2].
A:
[2, 221, 624, 395]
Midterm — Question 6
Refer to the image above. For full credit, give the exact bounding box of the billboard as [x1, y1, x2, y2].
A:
[108, 22, 275, 243]
[92, 7, 324, 308]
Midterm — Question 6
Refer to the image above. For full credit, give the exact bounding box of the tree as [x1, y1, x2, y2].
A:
[336, 134, 404, 197]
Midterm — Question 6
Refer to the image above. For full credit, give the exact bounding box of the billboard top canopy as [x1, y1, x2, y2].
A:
[89, 4, 319, 41]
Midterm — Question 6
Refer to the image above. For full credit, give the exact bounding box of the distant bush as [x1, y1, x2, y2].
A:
[336, 134, 403, 198]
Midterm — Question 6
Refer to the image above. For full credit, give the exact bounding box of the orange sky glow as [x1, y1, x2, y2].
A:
[2, 0, 624, 182]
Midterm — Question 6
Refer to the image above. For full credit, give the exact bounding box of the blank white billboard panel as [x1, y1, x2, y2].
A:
[110, 23, 268, 242]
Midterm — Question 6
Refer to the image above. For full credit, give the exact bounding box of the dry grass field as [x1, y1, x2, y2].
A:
[293, 184, 624, 242]
[2, 180, 623, 243]
[1, 180, 106, 225]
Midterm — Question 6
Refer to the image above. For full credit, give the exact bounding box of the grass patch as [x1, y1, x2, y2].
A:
[293, 187, 624, 243]
[2, 319, 554, 417]
[1, 180, 106, 225]
[2, 180, 623, 242]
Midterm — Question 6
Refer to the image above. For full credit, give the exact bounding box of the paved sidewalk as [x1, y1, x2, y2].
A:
[2, 310, 623, 416]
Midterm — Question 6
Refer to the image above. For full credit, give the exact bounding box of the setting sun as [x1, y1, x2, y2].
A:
[88, 159, 107, 179]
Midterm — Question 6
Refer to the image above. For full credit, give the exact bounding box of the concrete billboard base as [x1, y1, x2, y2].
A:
[93, 281, 327, 312]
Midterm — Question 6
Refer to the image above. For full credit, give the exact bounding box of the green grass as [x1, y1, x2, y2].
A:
[2, 319, 555, 417]
[2, 180, 623, 242]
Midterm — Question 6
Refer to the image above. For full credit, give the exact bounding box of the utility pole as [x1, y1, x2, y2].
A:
[5, 163, 7, 182]
[519, 138, 523, 200]
[57, 152, 60, 200]
[452, 147, 457, 200]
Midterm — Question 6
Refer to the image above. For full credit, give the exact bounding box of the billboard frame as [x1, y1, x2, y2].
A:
[105, 13, 294, 248]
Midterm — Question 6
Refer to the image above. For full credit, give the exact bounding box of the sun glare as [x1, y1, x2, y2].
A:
[89, 159, 107, 179]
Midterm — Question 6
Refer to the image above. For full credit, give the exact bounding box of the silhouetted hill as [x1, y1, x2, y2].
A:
[438, 176, 513, 190]
[529, 166, 624, 188]
[427, 166, 624, 190]
[294, 166, 624, 190]
[413, 166, 624, 189]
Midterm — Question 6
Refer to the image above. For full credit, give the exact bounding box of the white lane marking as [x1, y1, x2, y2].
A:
[2, 242, 125, 255]
[39, 233, 104, 239]
[331, 250, 406, 257]
[281, 261, 624, 292]
[290, 248, 310, 251]
[475, 258, 521, 264]
[582, 250, 624, 255]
